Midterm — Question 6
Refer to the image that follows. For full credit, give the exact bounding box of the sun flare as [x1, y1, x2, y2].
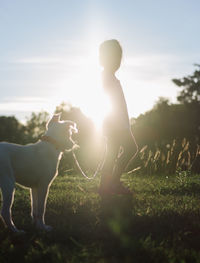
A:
[69, 45, 111, 131]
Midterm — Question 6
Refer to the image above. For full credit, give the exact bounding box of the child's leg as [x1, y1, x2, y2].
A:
[113, 129, 138, 185]
[100, 137, 120, 190]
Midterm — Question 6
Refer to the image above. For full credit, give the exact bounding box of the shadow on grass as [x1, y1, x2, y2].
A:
[1, 193, 200, 262]
[96, 195, 200, 262]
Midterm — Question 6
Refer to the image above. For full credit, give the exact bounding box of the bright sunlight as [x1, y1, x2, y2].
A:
[62, 40, 111, 131]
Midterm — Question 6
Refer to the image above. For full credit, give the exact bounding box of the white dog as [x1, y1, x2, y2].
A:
[0, 114, 77, 232]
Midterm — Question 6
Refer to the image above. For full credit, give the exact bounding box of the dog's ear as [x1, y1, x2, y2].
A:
[52, 113, 61, 122]
[47, 113, 61, 128]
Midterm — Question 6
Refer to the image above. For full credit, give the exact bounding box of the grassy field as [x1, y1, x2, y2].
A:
[1, 172, 200, 263]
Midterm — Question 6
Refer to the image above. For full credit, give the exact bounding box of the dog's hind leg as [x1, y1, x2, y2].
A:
[31, 184, 52, 231]
[0, 173, 20, 232]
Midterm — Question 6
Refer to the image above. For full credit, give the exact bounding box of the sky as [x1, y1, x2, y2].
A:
[0, 0, 200, 126]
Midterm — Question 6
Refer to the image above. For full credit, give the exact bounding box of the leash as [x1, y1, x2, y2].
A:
[69, 137, 107, 180]
[42, 134, 138, 179]
[68, 136, 139, 179]
[41, 134, 107, 179]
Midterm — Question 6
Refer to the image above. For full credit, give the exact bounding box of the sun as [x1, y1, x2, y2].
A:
[81, 87, 111, 131]
[54, 36, 111, 131]
[70, 45, 111, 131]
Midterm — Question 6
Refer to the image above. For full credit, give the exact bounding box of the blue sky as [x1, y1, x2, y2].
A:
[0, 0, 200, 124]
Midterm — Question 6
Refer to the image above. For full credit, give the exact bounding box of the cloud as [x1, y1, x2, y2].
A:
[0, 96, 62, 123]
[11, 56, 87, 67]
[0, 95, 72, 115]
[14, 57, 63, 64]
[0, 97, 50, 114]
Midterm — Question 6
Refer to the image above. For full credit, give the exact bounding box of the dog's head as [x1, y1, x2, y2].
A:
[46, 113, 78, 151]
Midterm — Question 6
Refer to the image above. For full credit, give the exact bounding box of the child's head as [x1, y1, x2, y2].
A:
[99, 39, 122, 73]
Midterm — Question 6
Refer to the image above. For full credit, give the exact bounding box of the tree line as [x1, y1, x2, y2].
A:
[0, 65, 200, 175]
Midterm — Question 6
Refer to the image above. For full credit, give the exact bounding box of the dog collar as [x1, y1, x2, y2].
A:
[40, 135, 65, 152]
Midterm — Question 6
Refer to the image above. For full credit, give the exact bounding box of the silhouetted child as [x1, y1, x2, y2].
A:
[99, 39, 138, 195]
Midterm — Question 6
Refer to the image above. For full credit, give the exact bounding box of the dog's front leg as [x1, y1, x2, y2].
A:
[31, 184, 52, 231]
[30, 188, 38, 224]
[0, 176, 23, 233]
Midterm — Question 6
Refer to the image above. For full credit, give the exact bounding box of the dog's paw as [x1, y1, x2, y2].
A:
[33, 219, 53, 231]
[43, 225, 53, 232]
[15, 229, 26, 235]
[8, 226, 26, 234]
[36, 223, 53, 232]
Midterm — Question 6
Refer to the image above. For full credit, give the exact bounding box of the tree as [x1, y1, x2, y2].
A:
[173, 65, 200, 143]
[132, 98, 190, 146]
[172, 64, 200, 105]
[25, 111, 50, 142]
[0, 116, 26, 144]
[131, 66, 200, 173]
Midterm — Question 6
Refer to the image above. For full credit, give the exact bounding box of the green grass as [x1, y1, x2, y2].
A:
[1, 173, 200, 263]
